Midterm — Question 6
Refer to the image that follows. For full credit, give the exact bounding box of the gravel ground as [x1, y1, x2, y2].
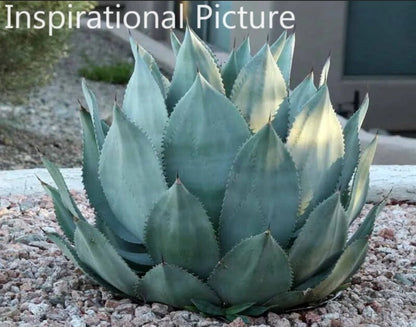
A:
[0, 27, 132, 170]
[0, 192, 415, 327]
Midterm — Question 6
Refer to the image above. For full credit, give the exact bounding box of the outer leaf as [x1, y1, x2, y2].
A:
[265, 291, 306, 311]
[319, 55, 331, 88]
[277, 33, 295, 87]
[131, 38, 170, 99]
[289, 193, 348, 285]
[191, 299, 224, 316]
[42, 158, 82, 219]
[41, 182, 76, 242]
[306, 239, 369, 302]
[221, 49, 239, 97]
[124, 39, 168, 152]
[82, 79, 105, 150]
[145, 181, 219, 279]
[221, 37, 252, 98]
[80, 108, 139, 243]
[242, 305, 270, 316]
[166, 27, 224, 111]
[287, 86, 344, 220]
[231, 44, 287, 132]
[287, 71, 317, 127]
[225, 303, 256, 315]
[163, 75, 250, 227]
[270, 30, 287, 61]
[47, 232, 122, 294]
[74, 221, 140, 297]
[117, 249, 153, 267]
[271, 98, 291, 141]
[235, 36, 252, 68]
[340, 95, 369, 192]
[140, 264, 221, 307]
[272, 72, 317, 141]
[348, 200, 385, 246]
[346, 136, 378, 224]
[208, 232, 292, 305]
[97, 222, 153, 268]
[220, 124, 299, 254]
[99, 106, 166, 241]
[170, 30, 181, 56]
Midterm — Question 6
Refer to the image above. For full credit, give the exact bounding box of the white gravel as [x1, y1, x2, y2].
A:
[0, 192, 415, 327]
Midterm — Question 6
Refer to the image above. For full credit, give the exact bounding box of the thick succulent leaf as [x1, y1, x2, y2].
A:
[221, 38, 252, 97]
[306, 239, 369, 302]
[117, 249, 153, 267]
[225, 303, 256, 315]
[340, 95, 369, 192]
[82, 79, 106, 150]
[289, 193, 348, 285]
[42, 158, 83, 219]
[130, 38, 170, 99]
[231, 44, 287, 132]
[163, 75, 250, 227]
[294, 268, 333, 291]
[277, 33, 295, 87]
[74, 221, 140, 296]
[166, 27, 224, 111]
[265, 291, 306, 311]
[47, 232, 122, 294]
[170, 30, 181, 56]
[287, 86, 344, 220]
[235, 37, 252, 67]
[41, 182, 76, 242]
[208, 232, 292, 305]
[101, 120, 109, 136]
[140, 264, 221, 307]
[191, 299, 224, 316]
[99, 106, 167, 241]
[346, 136, 378, 225]
[287, 72, 317, 127]
[124, 39, 168, 152]
[80, 108, 139, 243]
[97, 221, 152, 268]
[348, 200, 385, 246]
[242, 305, 270, 316]
[145, 181, 219, 279]
[271, 98, 290, 141]
[319, 55, 331, 88]
[270, 30, 287, 61]
[221, 49, 239, 97]
[220, 124, 299, 253]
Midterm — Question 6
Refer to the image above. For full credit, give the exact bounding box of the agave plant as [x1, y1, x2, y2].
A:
[41, 27, 384, 318]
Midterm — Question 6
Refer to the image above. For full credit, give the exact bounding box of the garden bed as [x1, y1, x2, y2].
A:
[0, 27, 131, 170]
[0, 192, 414, 327]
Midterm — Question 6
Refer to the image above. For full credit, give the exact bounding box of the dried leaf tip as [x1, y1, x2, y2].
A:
[36, 175, 47, 186]
[78, 99, 88, 112]
[268, 112, 273, 124]
[175, 172, 181, 185]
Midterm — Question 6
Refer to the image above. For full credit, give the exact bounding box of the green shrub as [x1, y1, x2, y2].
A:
[78, 61, 134, 85]
[0, 1, 96, 102]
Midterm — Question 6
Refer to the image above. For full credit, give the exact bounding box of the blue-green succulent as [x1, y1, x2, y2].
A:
[41, 27, 384, 318]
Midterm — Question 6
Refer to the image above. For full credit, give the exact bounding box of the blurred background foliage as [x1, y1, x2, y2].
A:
[0, 1, 96, 103]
